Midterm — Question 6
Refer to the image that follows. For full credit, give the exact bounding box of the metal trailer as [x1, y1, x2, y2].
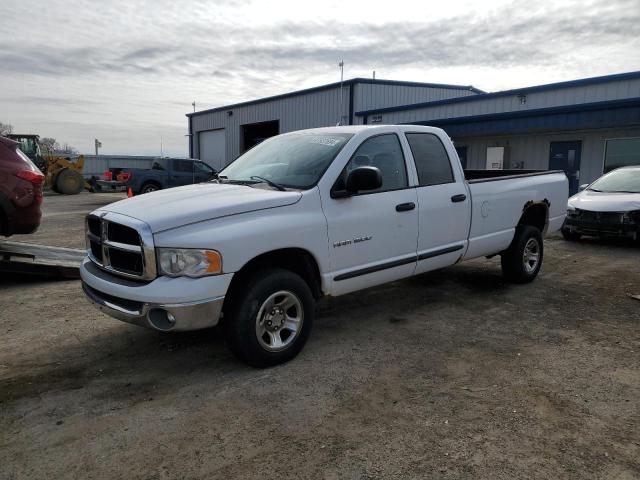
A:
[0, 241, 84, 279]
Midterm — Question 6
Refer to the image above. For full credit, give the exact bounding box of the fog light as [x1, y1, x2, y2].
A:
[148, 308, 176, 331]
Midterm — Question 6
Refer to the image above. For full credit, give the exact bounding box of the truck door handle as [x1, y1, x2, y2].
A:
[451, 194, 467, 203]
[396, 202, 416, 212]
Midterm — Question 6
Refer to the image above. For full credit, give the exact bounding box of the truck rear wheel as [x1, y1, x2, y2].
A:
[501, 225, 543, 284]
[223, 269, 315, 367]
[56, 168, 84, 195]
[140, 182, 160, 194]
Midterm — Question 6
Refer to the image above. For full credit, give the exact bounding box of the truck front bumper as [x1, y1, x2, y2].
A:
[80, 258, 232, 331]
[563, 216, 639, 239]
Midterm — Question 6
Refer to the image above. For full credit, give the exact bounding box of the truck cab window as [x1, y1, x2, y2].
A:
[151, 160, 166, 170]
[338, 134, 408, 193]
[194, 161, 215, 175]
[406, 133, 454, 186]
[173, 160, 194, 172]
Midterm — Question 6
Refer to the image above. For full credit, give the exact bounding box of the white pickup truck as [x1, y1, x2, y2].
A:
[81, 125, 568, 367]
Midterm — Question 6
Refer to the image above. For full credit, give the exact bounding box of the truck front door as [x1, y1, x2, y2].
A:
[404, 132, 471, 275]
[322, 133, 418, 295]
[170, 159, 198, 186]
[193, 161, 216, 183]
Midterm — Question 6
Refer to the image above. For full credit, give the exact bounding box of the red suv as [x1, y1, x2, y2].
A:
[0, 136, 45, 236]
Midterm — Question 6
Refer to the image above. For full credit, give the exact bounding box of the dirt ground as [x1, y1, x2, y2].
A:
[1, 192, 639, 480]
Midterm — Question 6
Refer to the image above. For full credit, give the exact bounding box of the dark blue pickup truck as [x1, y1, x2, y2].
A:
[124, 158, 217, 194]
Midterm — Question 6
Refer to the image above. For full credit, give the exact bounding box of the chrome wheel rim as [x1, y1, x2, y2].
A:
[143, 186, 156, 193]
[523, 238, 540, 273]
[255, 290, 303, 352]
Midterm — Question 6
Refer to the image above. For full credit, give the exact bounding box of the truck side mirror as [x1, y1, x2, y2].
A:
[579, 183, 588, 191]
[331, 166, 383, 198]
[346, 166, 382, 193]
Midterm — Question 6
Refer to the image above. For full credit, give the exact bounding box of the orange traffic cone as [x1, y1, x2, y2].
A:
[127, 187, 133, 198]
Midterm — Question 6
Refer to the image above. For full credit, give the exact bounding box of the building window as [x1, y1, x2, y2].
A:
[603, 138, 640, 173]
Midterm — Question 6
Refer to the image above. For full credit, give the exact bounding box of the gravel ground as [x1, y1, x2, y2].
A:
[1, 192, 639, 479]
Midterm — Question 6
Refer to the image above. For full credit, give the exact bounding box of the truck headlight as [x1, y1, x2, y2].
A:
[157, 248, 222, 277]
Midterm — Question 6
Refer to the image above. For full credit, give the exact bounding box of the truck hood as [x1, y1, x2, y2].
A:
[568, 189, 640, 212]
[101, 183, 302, 232]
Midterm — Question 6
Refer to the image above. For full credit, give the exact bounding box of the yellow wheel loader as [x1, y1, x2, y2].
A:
[7, 134, 87, 195]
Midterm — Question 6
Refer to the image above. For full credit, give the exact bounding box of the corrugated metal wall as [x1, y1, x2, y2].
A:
[190, 82, 476, 165]
[191, 86, 349, 164]
[82, 155, 155, 177]
[353, 84, 476, 118]
[373, 77, 640, 125]
[454, 126, 640, 184]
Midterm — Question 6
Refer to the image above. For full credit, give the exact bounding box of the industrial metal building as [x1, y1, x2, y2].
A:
[188, 71, 640, 194]
[187, 79, 482, 170]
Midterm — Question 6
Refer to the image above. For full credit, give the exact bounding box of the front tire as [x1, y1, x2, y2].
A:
[501, 225, 544, 284]
[223, 269, 315, 367]
[56, 168, 84, 195]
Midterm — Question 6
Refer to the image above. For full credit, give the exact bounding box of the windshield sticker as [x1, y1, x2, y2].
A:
[309, 137, 341, 146]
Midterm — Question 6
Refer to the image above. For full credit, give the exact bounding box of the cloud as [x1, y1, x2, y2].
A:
[0, 0, 638, 155]
[2, 0, 638, 79]
[9, 96, 100, 106]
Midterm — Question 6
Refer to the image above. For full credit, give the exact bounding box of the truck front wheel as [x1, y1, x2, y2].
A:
[223, 269, 315, 367]
[501, 225, 543, 284]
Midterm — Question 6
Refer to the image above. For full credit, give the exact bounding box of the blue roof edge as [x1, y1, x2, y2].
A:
[355, 71, 640, 117]
[407, 96, 640, 126]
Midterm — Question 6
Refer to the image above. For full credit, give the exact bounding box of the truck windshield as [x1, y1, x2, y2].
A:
[221, 132, 353, 189]
[588, 169, 640, 193]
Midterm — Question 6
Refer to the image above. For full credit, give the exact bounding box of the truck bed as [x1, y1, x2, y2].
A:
[462, 169, 568, 260]
[464, 169, 565, 183]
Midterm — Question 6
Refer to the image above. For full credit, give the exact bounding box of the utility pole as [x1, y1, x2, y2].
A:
[338, 60, 344, 125]
[94, 138, 102, 155]
[160, 136, 163, 157]
[192, 101, 196, 113]
[373, 70, 376, 80]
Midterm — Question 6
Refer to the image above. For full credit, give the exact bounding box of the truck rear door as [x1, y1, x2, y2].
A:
[404, 132, 471, 275]
[322, 133, 418, 295]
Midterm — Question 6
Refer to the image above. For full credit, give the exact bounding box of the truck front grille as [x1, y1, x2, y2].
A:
[85, 212, 156, 281]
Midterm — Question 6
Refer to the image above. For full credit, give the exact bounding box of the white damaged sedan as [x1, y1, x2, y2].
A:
[562, 166, 640, 241]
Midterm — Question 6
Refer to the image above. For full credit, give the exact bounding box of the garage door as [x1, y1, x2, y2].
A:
[198, 129, 226, 171]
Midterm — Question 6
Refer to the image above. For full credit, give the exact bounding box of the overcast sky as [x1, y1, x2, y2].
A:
[1, 0, 639, 156]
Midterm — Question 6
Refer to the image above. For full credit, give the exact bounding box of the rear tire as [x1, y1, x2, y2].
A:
[561, 228, 581, 241]
[223, 269, 315, 368]
[501, 225, 543, 284]
[140, 182, 160, 194]
[56, 168, 84, 195]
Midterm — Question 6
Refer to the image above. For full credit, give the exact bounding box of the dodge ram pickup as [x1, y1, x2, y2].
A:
[81, 125, 568, 367]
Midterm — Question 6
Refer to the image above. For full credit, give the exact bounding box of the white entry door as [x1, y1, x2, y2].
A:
[198, 129, 226, 171]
